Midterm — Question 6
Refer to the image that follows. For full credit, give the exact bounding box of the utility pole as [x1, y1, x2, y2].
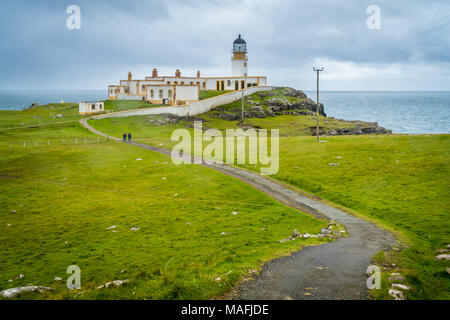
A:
[313, 67, 324, 142]
[241, 89, 245, 121]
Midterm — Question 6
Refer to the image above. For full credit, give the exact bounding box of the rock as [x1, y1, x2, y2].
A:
[231, 211, 239, 215]
[435, 254, 450, 261]
[446, 267, 450, 275]
[10, 210, 16, 214]
[97, 280, 129, 289]
[136, 158, 143, 161]
[214, 277, 221, 281]
[131, 227, 140, 231]
[392, 283, 411, 291]
[389, 289, 406, 300]
[220, 232, 230, 235]
[329, 163, 340, 166]
[321, 228, 331, 235]
[106, 225, 116, 230]
[121, 270, 127, 273]
[12, 274, 24, 281]
[0, 286, 53, 299]
[328, 220, 336, 226]
[52, 114, 64, 119]
[54, 277, 62, 281]
[292, 229, 301, 238]
[25, 103, 39, 110]
[388, 275, 406, 282]
[436, 248, 447, 253]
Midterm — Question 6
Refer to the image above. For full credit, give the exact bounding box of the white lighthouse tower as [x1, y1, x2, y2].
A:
[231, 34, 248, 77]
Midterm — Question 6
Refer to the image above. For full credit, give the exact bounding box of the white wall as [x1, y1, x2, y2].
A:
[93, 86, 274, 119]
[232, 59, 247, 77]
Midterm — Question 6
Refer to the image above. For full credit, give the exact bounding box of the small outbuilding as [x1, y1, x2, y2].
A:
[79, 101, 105, 115]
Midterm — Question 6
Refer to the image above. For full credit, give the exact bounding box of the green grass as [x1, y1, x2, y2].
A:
[199, 90, 233, 100]
[90, 112, 450, 299]
[0, 105, 328, 300]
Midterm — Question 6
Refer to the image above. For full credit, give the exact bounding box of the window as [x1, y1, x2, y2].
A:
[174, 81, 178, 84]
[167, 81, 170, 84]
[190, 81, 193, 85]
[227, 80, 231, 86]
[150, 89, 154, 98]
[168, 90, 173, 98]
[142, 85, 145, 91]
[159, 89, 163, 98]
[181, 81, 184, 85]
[91, 104, 96, 110]
[244, 62, 247, 67]
[202, 82, 206, 88]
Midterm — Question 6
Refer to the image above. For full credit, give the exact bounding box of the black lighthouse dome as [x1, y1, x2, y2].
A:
[233, 34, 247, 53]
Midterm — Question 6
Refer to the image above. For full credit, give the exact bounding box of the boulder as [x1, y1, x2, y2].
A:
[97, 280, 129, 289]
[0, 286, 53, 299]
[435, 254, 450, 261]
[388, 289, 406, 300]
[388, 275, 406, 282]
[292, 229, 301, 238]
[392, 283, 411, 291]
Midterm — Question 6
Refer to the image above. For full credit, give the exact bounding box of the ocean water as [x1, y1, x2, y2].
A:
[305, 91, 450, 134]
[0, 90, 448, 134]
[0, 90, 107, 111]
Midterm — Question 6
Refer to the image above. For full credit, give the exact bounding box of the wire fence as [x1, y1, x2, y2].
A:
[4, 136, 111, 150]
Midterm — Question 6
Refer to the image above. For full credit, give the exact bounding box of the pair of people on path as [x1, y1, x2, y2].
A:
[123, 132, 132, 142]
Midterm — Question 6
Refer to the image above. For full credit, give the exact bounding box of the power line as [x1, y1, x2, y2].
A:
[346, 15, 450, 61]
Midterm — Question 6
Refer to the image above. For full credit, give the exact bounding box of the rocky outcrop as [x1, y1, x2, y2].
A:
[0, 286, 53, 299]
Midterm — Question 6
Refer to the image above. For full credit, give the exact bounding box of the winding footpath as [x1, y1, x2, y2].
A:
[79, 118, 395, 300]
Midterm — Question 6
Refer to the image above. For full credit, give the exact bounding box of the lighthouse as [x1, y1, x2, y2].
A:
[231, 34, 248, 77]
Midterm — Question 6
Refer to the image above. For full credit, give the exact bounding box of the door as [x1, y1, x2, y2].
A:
[216, 81, 220, 90]
[241, 80, 245, 89]
[235, 81, 239, 90]
[221, 80, 225, 91]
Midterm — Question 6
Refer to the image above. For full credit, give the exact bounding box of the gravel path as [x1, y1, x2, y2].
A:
[80, 118, 396, 300]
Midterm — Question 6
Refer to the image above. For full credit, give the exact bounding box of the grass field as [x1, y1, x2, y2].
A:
[90, 111, 450, 299]
[0, 105, 328, 300]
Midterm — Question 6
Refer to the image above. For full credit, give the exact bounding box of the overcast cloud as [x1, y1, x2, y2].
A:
[1, 0, 449, 90]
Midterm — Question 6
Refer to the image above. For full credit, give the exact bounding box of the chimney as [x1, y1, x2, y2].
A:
[152, 68, 158, 78]
[197, 70, 201, 78]
[175, 69, 181, 78]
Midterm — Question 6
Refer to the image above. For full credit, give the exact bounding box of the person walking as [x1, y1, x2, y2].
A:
[128, 132, 132, 142]
[123, 133, 127, 142]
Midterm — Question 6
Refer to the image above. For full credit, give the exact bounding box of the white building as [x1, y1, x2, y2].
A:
[79, 101, 104, 115]
[108, 35, 267, 105]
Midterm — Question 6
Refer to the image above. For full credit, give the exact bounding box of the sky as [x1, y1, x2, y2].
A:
[1, 0, 449, 91]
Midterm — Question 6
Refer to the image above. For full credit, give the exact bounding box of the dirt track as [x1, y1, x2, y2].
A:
[80, 118, 395, 300]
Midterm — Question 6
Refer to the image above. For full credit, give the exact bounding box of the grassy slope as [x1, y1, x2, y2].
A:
[90, 104, 450, 299]
[0, 105, 327, 300]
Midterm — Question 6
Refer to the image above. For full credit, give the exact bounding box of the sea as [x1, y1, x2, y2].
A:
[0, 90, 449, 134]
